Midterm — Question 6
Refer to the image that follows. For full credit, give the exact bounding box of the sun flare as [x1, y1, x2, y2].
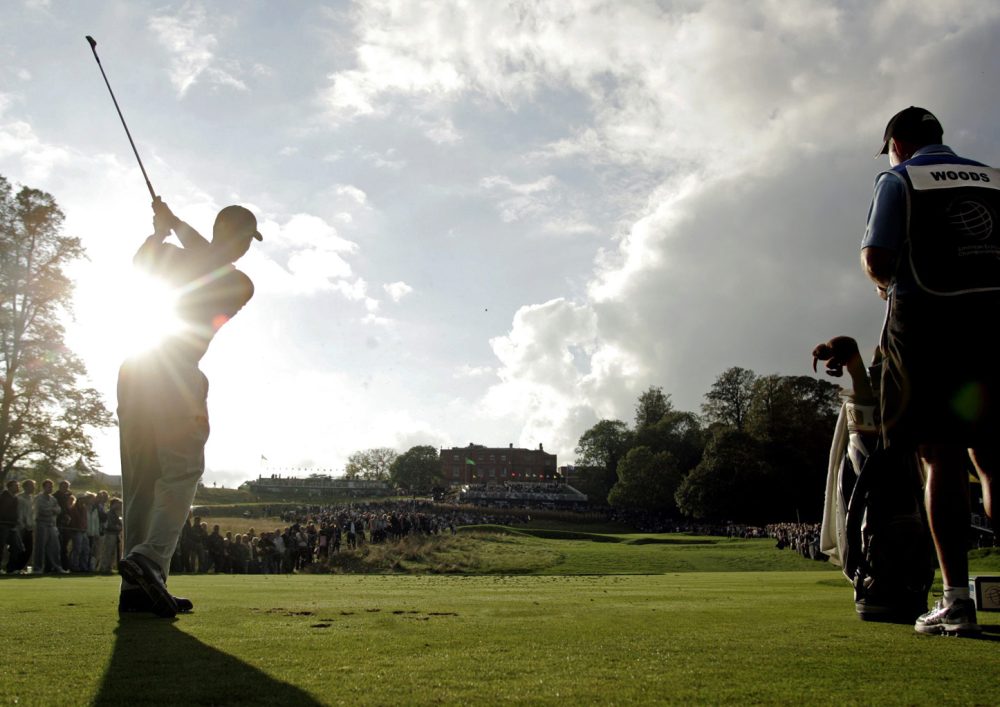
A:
[72, 266, 186, 363]
[119, 272, 185, 355]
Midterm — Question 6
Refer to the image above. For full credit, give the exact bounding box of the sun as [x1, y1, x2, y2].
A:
[117, 271, 186, 355]
[70, 264, 186, 364]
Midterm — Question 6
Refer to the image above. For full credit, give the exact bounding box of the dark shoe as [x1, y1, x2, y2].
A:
[118, 588, 193, 614]
[119, 554, 179, 618]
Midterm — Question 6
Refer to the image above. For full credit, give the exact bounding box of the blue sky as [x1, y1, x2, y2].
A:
[2, 0, 999, 486]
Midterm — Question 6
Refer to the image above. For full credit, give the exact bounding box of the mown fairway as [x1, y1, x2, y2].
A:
[3, 533, 999, 706]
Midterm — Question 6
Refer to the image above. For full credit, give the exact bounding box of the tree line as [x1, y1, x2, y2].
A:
[575, 371, 841, 524]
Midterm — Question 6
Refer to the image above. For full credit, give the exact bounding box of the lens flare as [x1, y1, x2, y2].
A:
[119, 272, 184, 355]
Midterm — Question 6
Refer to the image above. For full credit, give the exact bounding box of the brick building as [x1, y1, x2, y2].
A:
[440, 443, 558, 485]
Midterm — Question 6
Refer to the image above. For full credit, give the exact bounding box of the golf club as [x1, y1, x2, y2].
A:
[86, 35, 157, 200]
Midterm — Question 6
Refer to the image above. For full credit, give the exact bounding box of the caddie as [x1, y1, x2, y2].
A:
[861, 106, 998, 636]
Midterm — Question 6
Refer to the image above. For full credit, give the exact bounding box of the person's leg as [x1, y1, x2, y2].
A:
[33, 525, 46, 572]
[919, 444, 970, 589]
[968, 446, 995, 522]
[120, 411, 158, 562]
[129, 416, 208, 579]
[915, 443, 981, 635]
[44, 525, 64, 571]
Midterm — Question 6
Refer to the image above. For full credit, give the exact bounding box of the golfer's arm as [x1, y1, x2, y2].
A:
[173, 221, 211, 252]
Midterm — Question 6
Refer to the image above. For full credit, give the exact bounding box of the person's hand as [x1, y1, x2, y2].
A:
[812, 336, 860, 377]
[152, 197, 179, 236]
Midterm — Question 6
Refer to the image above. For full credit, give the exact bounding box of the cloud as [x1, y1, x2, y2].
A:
[454, 364, 494, 379]
[480, 174, 560, 223]
[322, 0, 1000, 461]
[0, 118, 71, 182]
[149, 1, 248, 97]
[335, 184, 369, 206]
[383, 281, 414, 302]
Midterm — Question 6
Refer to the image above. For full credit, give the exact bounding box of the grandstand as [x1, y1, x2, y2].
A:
[458, 481, 588, 508]
[242, 475, 392, 498]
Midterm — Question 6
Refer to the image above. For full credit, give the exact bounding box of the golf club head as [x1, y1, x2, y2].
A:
[86, 35, 97, 49]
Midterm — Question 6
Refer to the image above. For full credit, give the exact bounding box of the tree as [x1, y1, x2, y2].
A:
[745, 374, 841, 521]
[674, 430, 776, 523]
[390, 445, 443, 492]
[608, 446, 683, 514]
[0, 176, 112, 483]
[701, 366, 757, 432]
[634, 385, 672, 430]
[343, 447, 398, 481]
[633, 409, 705, 474]
[574, 419, 633, 501]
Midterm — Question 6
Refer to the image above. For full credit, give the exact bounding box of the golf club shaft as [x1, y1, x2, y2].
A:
[86, 36, 157, 200]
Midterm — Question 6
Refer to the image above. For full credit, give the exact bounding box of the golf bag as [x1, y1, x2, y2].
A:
[833, 396, 935, 623]
[845, 441, 935, 622]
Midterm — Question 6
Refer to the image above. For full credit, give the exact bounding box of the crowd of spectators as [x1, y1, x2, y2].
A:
[0, 478, 123, 575]
[169, 500, 526, 575]
[2, 479, 840, 578]
[767, 522, 825, 561]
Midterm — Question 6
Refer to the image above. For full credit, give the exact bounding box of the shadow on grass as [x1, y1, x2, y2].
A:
[94, 617, 322, 706]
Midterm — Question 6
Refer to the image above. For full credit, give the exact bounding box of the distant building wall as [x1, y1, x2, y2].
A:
[439, 443, 558, 485]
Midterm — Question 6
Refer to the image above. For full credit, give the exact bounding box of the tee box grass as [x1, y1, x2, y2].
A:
[2, 531, 999, 706]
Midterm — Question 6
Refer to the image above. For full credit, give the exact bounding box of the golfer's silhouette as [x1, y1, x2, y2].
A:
[117, 198, 261, 617]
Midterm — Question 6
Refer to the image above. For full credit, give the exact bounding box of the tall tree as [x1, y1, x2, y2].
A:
[745, 374, 841, 521]
[0, 176, 112, 483]
[608, 446, 683, 514]
[390, 445, 443, 492]
[634, 385, 672, 430]
[701, 366, 757, 432]
[574, 419, 633, 500]
[343, 447, 398, 481]
[674, 430, 776, 523]
[633, 409, 705, 474]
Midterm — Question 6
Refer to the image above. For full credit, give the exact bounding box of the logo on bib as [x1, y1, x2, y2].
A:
[947, 199, 994, 241]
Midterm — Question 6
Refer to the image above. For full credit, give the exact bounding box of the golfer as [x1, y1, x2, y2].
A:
[117, 198, 261, 617]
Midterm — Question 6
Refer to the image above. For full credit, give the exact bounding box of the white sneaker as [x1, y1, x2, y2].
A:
[915, 598, 981, 636]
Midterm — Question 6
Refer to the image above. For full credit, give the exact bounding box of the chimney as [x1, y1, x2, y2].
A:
[509, 443, 513, 448]
[539, 443, 544, 451]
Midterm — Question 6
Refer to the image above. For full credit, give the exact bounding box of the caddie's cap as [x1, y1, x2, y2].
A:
[215, 205, 263, 241]
[878, 106, 943, 156]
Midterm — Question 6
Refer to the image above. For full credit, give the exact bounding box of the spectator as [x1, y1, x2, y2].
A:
[1, 479, 21, 573]
[68, 494, 92, 572]
[10, 479, 36, 573]
[53, 480, 73, 570]
[33, 480, 67, 574]
[98, 498, 123, 574]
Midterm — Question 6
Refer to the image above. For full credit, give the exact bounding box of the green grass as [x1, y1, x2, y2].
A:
[3, 532, 999, 706]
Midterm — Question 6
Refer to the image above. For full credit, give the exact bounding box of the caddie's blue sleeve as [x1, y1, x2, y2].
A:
[861, 171, 907, 252]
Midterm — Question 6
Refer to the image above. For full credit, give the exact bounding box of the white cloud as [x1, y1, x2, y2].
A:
[335, 184, 369, 206]
[422, 117, 461, 144]
[149, 2, 248, 97]
[321, 0, 1000, 460]
[0, 119, 71, 182]
[383, 281, 413, 302]
[332, 277, 368, 302]
[480, 174, 560, 223]
[454, 364, 494, 379]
